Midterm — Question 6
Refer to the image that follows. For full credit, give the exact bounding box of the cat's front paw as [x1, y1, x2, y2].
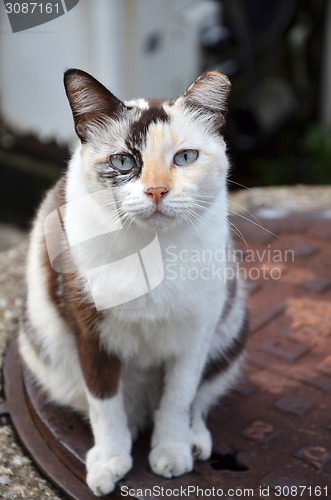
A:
[149, 445, 193, 478]
[86, 447, 132, 496]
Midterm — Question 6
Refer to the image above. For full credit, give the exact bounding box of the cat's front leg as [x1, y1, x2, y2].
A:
[77, 332, 132, 496]
[149, 343, 209, 478]
[85, 393, 132, 496]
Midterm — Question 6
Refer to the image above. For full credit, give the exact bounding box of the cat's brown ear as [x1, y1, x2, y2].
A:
[64, 69, 125, 142]
[182, 71, 230, 129]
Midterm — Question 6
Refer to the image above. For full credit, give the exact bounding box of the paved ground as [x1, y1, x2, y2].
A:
[0, 185, 331, 499]
[0, 224, 26, 253]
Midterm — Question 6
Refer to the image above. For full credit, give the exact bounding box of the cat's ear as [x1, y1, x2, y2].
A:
[182, 71, 230, 130]
[64, 69, 125, 142]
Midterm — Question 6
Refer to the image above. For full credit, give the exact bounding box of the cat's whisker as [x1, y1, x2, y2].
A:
[181, 211, 201, 236]
[190, 202, 211, 215]
[192, 198, 218, 210]
[94, 211, 133, 243]
[185, 209, 212, 232]
[102, 213, 128, 233]
[194, 195, 217, 201]
[102, 201, 120, 208]
[228, 200, 263, 227]
[227, 209, 280, 240]
[190, 202, 223, 223]
[186, 217, 201, 236]
[227, 179, 252, 190]
[191, 198, 216, 207]
[228, 220, 250, 248]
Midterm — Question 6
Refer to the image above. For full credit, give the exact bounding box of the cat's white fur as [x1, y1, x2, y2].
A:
[20, 71, 246, 496]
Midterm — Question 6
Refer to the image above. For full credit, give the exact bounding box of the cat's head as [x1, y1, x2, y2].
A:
[64, 69, 230, 230]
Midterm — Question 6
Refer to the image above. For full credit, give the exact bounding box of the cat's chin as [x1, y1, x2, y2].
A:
[135, 210, 178, 230]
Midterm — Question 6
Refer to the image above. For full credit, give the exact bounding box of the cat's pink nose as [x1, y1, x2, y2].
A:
[145, 186, 169, 205]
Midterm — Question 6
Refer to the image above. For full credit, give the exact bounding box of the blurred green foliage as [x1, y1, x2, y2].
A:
[250, 123, 331, 186]
[303, 124, 331, 182]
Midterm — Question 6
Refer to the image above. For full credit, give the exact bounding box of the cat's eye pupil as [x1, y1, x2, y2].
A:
[110, 154, 136, 172]
[173, 149, 198, 167]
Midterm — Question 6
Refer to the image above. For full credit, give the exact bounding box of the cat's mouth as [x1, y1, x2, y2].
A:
[148, 207, 172, 220]
[153, 207, 167, 216]
[136, 205, 176, 227]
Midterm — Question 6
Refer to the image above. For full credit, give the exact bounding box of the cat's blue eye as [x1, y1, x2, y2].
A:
[110, 154, 136, 172]
[173, 149, 198, 167]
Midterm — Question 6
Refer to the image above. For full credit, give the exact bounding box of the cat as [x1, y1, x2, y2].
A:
[19, 68, 247, 496]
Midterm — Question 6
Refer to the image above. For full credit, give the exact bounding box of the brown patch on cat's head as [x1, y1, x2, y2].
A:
[138, 115, 176, 192]
[64, 68, 126, 142]
[125, 102, 170, 150]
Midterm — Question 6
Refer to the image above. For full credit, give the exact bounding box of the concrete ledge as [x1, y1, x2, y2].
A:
[229, 185, 331, 213]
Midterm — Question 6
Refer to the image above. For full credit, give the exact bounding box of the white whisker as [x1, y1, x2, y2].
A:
[228, 220, 249, 248]
[227, 179, 251, 190]
[227, 209, 280, 240]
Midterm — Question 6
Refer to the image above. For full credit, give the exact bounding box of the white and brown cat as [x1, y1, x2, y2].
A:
[19, 69, 247, 496]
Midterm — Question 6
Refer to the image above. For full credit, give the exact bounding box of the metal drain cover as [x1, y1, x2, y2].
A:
[3, 212, 331, 499]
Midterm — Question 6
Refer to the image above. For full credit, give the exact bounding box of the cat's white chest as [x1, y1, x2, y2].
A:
[98, 262, 226, 367]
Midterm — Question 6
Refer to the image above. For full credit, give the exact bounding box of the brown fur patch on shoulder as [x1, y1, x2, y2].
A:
[202, 309, 248, 383]
[41, 178, 121, 398]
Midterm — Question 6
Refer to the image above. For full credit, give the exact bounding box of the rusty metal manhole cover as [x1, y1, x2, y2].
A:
[3, 211, 331, 499]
